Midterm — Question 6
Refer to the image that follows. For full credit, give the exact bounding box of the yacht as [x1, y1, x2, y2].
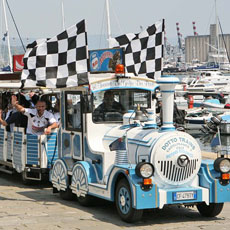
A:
[199, 70, 230, 87]
[186, 78, 218, 92]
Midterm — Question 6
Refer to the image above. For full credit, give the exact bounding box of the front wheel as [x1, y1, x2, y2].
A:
[197, 202, 224, 217]
[115, 178, 143, 223]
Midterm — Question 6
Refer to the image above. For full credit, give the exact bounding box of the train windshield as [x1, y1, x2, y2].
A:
[92, 89, 151, 123]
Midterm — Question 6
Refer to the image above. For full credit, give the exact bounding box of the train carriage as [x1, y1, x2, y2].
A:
[0, 83, 59, 183]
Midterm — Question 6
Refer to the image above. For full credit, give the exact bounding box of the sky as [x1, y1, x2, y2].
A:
[1, 0, 230, 48]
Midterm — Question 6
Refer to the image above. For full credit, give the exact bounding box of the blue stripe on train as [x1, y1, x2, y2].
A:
[46, 133, 58, 168]
[26, 134, 39, 165]
[26, 133, 58, 168]
[6, 132, 12, 161]
[13, 131, 23, 171]
[0, 128, 4, 160]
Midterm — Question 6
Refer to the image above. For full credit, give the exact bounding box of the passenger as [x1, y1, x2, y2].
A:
[0, 94, 29, 132]
[23, 91, 39, 108]
[94, 91, 125, 121]
[4, 103, 16, 132]
[0, 109, 28, 133]
[11, 95, 58, 135]
[41, 95, 52, 111]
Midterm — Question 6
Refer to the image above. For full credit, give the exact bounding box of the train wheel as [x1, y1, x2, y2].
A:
[50, 159, 68, 192]
[115, 178, 143, 223]
[197, 202, 224, 217]
[71, 163, 93, 206]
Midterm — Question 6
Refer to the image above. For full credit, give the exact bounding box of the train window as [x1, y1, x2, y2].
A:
[92, 89, 151, 123]
[66, 93, 81, 130]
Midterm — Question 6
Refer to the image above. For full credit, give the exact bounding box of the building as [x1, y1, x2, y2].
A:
[185, 24, 230, 64]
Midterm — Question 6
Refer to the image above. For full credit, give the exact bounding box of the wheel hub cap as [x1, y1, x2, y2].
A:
[120, 195, 126, 206]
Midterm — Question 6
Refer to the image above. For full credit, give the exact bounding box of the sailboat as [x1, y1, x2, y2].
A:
[208, 0, 230, 71]
[0, 0, 13, 73]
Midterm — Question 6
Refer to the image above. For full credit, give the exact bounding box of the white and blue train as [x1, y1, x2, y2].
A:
[48, 67, 230, 222]
[0, 84, 59, 183]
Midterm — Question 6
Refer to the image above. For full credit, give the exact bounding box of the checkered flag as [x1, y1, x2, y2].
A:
[21, 20, 89, 88]
[109, 19, 165, 79]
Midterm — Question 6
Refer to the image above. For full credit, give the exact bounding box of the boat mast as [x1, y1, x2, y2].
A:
[61, 0, 65, 30]
[106, 0, 112, 47]
[215, 0, 220, 69]
[2, 0, 12, 71]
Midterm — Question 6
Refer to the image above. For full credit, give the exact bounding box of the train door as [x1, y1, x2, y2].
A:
[61, 91, 83, 160]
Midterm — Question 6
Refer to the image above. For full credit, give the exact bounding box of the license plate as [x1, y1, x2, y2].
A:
[173, 191, 197, 201]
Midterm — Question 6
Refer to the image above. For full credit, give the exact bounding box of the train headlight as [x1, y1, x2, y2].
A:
[135, 162, 154, 178]
[214, 158, 230, 173]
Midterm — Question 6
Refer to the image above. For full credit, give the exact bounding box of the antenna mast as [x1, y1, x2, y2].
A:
[215, 0, 220, 68]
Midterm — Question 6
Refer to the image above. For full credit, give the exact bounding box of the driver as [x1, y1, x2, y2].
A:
[94, 91, 125, 121]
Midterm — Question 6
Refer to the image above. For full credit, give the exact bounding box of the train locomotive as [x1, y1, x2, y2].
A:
[50, 66, 230, 222]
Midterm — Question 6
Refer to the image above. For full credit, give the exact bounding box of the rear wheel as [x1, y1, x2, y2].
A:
[115, 178, 143, 223]
[197, 202, 224, 217]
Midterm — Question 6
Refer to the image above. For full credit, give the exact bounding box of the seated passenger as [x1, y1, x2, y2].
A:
[21, 91, 39, 108]
[94, 91, 125, 121]
[0, 110, 28, 133]
[4, 103, 16, 132]
[0, 93, 29, 132]
[11, 95, 58, 135]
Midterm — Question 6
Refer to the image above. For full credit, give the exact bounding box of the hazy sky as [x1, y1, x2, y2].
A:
[2, 0, 230, 47]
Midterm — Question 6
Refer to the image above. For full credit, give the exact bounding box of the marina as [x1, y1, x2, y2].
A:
[0, 0, 230, 227]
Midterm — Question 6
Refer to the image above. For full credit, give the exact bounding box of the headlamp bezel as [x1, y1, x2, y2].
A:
[135, 162, 154, 179]
[214, 157, 230, 173]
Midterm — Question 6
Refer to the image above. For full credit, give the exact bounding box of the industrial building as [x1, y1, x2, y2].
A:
[185, 24, 230, 65]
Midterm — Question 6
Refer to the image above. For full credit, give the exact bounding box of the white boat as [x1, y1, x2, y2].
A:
[186, 78, 218, 92]
[184, 108, 213, 130]
[199, 70, 230, 88]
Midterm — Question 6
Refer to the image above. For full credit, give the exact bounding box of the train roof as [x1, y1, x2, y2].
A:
[0, 72, 159, 94]
[88, 73, 159, 93]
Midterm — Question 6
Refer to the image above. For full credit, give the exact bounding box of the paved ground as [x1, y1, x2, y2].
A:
[0, 171, 230, 230]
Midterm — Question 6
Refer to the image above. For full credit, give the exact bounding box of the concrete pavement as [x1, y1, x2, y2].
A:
[0, 171, 230, 230]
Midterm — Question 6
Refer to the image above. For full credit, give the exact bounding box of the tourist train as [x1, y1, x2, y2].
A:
[0, 48, 230, 222]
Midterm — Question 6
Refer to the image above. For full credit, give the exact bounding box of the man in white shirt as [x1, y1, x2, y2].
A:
[11, 95, 58, 135]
